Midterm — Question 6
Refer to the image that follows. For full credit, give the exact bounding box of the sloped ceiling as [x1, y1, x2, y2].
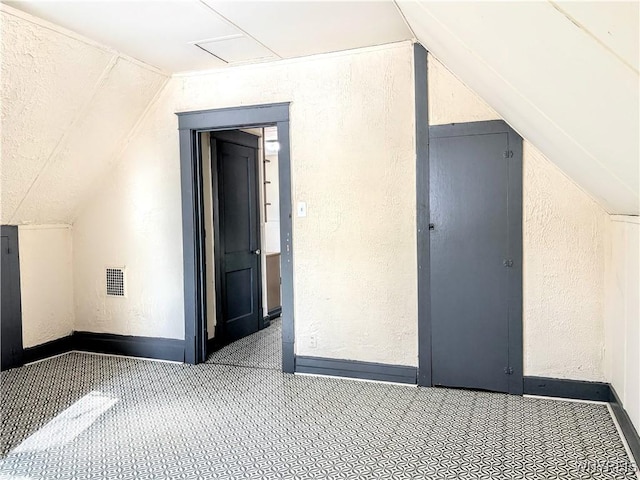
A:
[398, 1, 639, 215]
[2, 1, 638, 221]
[1, 6, 168, 224]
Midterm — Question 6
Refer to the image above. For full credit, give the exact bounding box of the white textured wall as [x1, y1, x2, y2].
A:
[605, 216, 640, 432]
[1, 6, 168, 348]
[523, 146, 609, 381]
[1, 5, 167, 225]
[73, 43, 418, 365]
[72, 80, 184, 339]
[18, 226, 74, 348]
[430, 56, 609, 381]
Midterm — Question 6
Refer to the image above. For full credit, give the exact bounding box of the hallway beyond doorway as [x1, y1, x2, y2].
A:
[207, 318, 282, 371]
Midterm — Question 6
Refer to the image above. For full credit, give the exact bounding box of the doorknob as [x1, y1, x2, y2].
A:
[253, 249, 261, 255]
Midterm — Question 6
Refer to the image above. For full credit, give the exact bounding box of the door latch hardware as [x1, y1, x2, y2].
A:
[503, 259, 513, 268]
[428, 223, 435, 230]
[503, 150, 514, 159]
[504, 367, 514, 375]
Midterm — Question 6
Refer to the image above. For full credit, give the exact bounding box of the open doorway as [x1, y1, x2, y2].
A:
[202, 127, 282, 370]
[177, 103, 294, 372]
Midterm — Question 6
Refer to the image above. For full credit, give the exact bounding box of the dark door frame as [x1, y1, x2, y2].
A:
[209, 129, 263, 345]
[414, 44, 522, 393]
[1, 225, 24, 370]
[415, 44, 431, 387]
[177, 103, 294, 372]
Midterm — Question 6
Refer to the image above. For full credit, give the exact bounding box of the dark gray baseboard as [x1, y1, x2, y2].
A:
[24, 332, 185, 364]
[524, 376, 639, 464]
[609, 386, 640, 465]
[266, 307, 282, 321]
[295, 356, 417, 384]
[523, 376, 611, 402]
[74, 332, 185, 362]
[23, 335, 74, 364]
[263, 307, 282, 328]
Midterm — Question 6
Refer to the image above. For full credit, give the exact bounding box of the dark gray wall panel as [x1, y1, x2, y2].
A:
[414, 43, 431, 387]
[1, 225, 23, 371]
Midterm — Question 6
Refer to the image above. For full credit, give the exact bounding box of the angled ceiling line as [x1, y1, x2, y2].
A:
[172, 40, 413, 78]
[8, 55, 121, 225]
[198, 0, 283, 60]
[70, 75, 172, 224]
[400, 1, 639, 203]
[548, 0, 639, 76]
[193, 43, 229, 64]
[189, 33, 244, 45]
[392, 0, 417, 43]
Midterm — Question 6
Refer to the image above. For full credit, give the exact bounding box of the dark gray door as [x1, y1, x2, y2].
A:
[212, 131, 262, 345]
[429, 122, 522, 394]
[1, 226, 23, 371]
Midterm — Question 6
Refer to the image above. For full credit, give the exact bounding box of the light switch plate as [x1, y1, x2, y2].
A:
[297, 201, 307, 217]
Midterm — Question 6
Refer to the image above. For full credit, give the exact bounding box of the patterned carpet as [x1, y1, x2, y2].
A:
[206, 317, 282, 370]
[0, 334, 637, 479]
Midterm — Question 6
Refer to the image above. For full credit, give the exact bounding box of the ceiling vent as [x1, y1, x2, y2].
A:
[106, 267, 126, 297]
[194, 35, 276, 64]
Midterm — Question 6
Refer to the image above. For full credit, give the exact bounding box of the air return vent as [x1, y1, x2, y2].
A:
[106, 268, 126, 297]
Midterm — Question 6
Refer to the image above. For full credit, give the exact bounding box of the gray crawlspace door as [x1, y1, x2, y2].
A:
[429, 122, 522, 395]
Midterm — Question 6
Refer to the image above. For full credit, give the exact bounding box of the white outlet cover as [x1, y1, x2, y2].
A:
[297, 201, 307, 217]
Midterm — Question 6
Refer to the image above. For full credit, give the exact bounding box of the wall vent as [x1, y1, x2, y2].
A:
[106, 267, 126, 297]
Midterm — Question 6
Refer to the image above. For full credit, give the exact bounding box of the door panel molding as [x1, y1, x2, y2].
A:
[177, 103, 294, 372]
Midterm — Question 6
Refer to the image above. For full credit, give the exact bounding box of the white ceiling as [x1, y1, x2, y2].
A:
[398, 0, 639, 214]
[3, 1, 639, 215]
[5, 1, 413, 72]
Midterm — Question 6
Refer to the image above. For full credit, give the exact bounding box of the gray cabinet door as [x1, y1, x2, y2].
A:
[429, 122, 522, 394]
[1, 226, 23, 371]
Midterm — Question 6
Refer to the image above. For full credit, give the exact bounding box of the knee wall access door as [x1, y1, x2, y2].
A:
[429, 121, 522, 395]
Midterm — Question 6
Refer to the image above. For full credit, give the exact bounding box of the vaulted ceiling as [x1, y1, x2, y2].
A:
[398, 1, 639, 214]
[2, 1, 638, 223]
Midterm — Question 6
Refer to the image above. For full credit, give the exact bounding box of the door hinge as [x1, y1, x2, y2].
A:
[503, 150, 514, 159]
[503, 259, 513, 268]
[504, 367, 514, 375]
